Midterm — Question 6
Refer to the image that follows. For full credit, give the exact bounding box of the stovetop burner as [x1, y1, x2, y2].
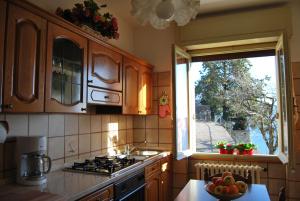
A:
[64, 156, 139, 176]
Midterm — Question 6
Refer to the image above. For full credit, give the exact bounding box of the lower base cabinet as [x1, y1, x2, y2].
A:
[145, 155, 172, 201]
[79, 184, 113, 201]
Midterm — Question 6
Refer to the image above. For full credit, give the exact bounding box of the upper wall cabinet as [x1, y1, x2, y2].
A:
[0, 0, 6, 112]
[45, 23, 87, 113]
[139, 65, 152, 114]
[123, 57, 152, 115]
[88, 41, 122, 91]
[3, 4, 46, 112]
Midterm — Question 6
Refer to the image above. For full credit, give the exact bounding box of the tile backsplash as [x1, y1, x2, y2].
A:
[0, 113, 134, 183]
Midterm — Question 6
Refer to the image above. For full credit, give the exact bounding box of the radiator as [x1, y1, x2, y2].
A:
[195, 162, 264, 184]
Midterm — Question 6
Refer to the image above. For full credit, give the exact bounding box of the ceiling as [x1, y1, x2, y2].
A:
[97, 0, 288, 27]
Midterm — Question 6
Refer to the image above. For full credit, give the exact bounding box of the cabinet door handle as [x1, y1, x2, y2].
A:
[104, 96, 109, 99]
[81, 108, 87, 111]
[87, 80, 93, 83]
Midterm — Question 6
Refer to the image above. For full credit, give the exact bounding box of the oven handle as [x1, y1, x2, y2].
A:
[118, 183, 146, 201]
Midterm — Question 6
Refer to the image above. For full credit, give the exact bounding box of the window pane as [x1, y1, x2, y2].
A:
[193, 56, 279, 155]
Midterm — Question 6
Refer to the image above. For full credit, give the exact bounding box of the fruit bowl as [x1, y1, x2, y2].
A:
[205, 184, 247, 201]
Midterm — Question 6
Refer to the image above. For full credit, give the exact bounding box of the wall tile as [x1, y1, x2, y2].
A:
[133, 129, 145, 143]
[126, 129, 133, 144]
[292, 62, 300, 78]
[79, 134, 91, 154]
[152, 87, 158, 100]
[294, 79, 300, 95]
[146, 115, 158, 128]
[102, 132, 108, 149]
[268, 164, 286, 179]
[118, 130, 126, 145]
[268, 178, 286, 194]
[151, 101, 158, 114]
[118, 115, 127, 130]
[110, 115, 118, 124]
[91, 115, 101, 133]
[65, 155, 78, 163]
[91, 150, 102, 157]
[51, 159, 64, 172]
[158, 143, 172, 150]
[91, 133, 101, 151]
[48, 137, 64, 160]
[102, 115, 110, 132]
[6, 114, 28, 137]
[49, 114, 64, 137]
[126, 116, 133, 129]
[79, 115, 91, 134]
[158, 71, 171, 86]
[65, 114, 78, 135]
[159, 116, 172, 128]
[29, 114, 48, 136]
[133, 116, 145, 128]
[157, 86, 170, 101]
[79, 153, 91, 160]
[146, 129, 158, 143]
[65, 135, 78, 157]
[159, 129, 172, 143]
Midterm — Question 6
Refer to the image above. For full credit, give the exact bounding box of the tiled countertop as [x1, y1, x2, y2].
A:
[0, 151, 171, 201]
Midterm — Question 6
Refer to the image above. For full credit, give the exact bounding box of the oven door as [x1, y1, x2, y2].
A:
[114, 170, 145, 201]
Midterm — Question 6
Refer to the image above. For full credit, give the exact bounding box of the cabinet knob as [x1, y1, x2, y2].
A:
[138, 111, 142, 114]
[87, 80, 93, 84]
[81, 108, 87, 111]
[104, 96, 109, 99]
[2, 104, 13, 109]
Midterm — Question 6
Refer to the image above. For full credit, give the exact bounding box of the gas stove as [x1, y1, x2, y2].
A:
[64, 155, 141, 177]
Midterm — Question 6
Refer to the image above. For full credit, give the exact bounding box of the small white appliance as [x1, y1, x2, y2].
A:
[16, 136, 51, 185]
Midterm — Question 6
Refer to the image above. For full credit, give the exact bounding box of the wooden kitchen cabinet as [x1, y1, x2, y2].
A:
[3, 4, 46, 112]
[145, 155, 172, 201]
[88, 40, 122, 91]
[123, 57, 153, 115]
[79, 184, 113, 201]
[45, 22, 87, 113]
[0, 0, 6, 112]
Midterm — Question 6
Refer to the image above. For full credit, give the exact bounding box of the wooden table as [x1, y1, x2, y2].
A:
[174, 180, 270, 201]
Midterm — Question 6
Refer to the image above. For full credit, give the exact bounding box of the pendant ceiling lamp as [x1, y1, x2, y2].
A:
[131, 0, 200, 29]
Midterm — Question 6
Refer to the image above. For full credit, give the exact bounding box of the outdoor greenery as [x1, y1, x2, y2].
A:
[195, 59, 278, 154]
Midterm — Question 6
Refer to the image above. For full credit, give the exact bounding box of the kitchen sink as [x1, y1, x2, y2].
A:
[131, 150, 160, 156]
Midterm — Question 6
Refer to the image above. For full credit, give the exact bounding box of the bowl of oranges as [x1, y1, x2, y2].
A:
[205, 171, 248, 201]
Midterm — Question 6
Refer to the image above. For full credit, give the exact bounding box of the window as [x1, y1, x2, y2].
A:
[173, 34, 294, 164]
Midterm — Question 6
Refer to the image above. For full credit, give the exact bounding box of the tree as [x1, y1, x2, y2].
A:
[195, 59, 278, 154]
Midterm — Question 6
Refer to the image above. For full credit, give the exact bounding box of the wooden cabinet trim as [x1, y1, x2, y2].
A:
[145, 161, 161, 179]
[88, 40, 122, 91]
[7, 0, 154, 69]
[45, 22, 87, 113]
[0, 0, 6, 112]
[3, 3, 46, 112]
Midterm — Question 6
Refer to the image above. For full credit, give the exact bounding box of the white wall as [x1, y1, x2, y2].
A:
[133, 25, 176, 72]
[27, 0, 135, 53]
[289, 0, 300, 62]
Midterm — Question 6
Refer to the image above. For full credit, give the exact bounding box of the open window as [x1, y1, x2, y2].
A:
[172, 34, 294, 166]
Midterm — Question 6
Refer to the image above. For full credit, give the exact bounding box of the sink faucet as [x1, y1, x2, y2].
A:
[124, 140, 147, 155]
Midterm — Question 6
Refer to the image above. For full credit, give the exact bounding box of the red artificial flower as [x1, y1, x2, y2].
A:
[94, 15, 102, 23]
[112, 17, 118, 30]
[113, 32, 119, 39]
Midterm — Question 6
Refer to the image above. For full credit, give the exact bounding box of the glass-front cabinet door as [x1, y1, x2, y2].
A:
[45, 23, 87, 113]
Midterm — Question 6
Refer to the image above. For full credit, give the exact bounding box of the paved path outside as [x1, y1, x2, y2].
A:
[196, 121, 235, 152]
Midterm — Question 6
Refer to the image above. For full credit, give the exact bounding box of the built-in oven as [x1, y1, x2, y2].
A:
[114, 169, 145, 201]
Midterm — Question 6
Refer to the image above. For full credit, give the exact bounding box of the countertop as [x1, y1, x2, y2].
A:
[0, 151, 171, 201]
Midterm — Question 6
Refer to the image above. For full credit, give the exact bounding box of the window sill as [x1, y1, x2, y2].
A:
[190, 152, 282, 164]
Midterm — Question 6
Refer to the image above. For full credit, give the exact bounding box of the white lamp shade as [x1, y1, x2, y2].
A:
[155, 0, 175, 20]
